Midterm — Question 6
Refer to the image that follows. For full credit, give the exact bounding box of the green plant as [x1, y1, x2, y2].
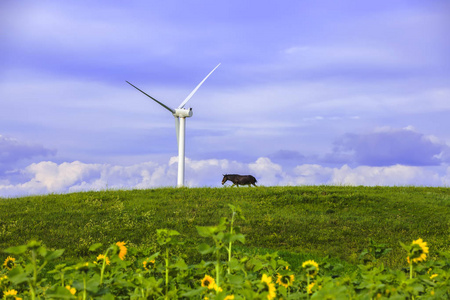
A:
[156, 229, 184, 299]
[3, 240, 64, 299]
[2, 228, 450, 298]
[196, 204, 245, 292]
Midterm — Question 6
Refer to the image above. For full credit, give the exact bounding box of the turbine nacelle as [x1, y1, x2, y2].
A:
[173, 108, 193, 118]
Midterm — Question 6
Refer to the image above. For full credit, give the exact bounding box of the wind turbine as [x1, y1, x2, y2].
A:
[126, 63, 220, 187]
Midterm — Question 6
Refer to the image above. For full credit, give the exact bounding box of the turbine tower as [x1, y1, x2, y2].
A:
[126, 63, 220, 187]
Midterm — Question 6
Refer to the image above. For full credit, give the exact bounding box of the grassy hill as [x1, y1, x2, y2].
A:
[1, 186, 449, 269]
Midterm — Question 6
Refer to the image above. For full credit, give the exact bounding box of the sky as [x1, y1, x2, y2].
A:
[1, 0, 450, 197]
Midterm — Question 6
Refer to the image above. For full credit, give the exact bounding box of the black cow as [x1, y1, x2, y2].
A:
[222, 174, 257, 187]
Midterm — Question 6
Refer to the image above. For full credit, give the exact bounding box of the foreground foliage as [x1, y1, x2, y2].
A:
[1, 206, 450, 299]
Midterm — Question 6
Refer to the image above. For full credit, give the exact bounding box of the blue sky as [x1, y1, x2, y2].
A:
[1, 0, 449, 196]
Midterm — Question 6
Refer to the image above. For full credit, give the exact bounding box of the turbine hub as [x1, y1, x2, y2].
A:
[173, 108, 193, 118]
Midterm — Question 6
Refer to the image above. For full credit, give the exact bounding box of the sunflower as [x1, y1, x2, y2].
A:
[65, 285, 76, 295]
[302, 260, 319, 277]
[307, 282, 315, 294]
[76, 262, 90, 273]
[224, 295, 235, 300]
[201, 275, 216, 289]
[116, 241, 127, 260]
[407, 238, 429, 264]
[94, 254, 110, 265]
[3, 289, 22, 300]
[276, 273, 295, 288]
[261, 274, 277, 300]
[143, 259, 155, 270]
[3, 256, 16, 270]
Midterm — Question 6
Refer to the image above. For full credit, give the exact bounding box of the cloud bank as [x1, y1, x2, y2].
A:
[1, 126, 450, 198]
[1, 157, 449, 198]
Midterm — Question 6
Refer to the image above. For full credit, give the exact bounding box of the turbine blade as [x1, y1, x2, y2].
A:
[177, 63, 221, 109]
[126, 81, 175, 114]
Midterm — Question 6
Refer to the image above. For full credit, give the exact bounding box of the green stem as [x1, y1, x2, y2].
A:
[227, 211, 236, 274]
[215, 237, 221, 291]
[32, 250, 37, 286]
[29, 250, 37, 300]
[83, 275, 87, 300]
[37, 261, 47, 274]
[216, 252, 220, 290]
[410, 261, 413, 279]
[100, 249, 111, 285]
[61, 272, 65, 287]
[410, 260, 415, 300]
[307, 276, 310, 300]
[28, 279, 36, 300]
[165, 247, 169, 300]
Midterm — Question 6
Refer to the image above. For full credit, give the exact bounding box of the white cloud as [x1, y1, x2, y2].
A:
[249, 157, 285, 186]
[291, 164, 449, 186]
[0, 160, 175, 197]
[29, 161, 104, 191]
[329, 164, 442, 186]
[292, 164, 335, 185]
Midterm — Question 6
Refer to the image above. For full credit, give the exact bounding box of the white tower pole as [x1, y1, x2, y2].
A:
[177, 117, 186, 187]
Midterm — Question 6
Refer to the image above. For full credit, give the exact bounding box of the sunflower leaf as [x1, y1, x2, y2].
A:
[198, 243, 213, 254]
[7, 266, 29, 285]
[89, 243, 103, 252]
[196, 226, 216, 237]
[172, 258, 188, 270]
[230, 233, 245, 244]
[45, 286, 77, 299]
[4, 245, 27, 255]
[181, 287, 207, 297]
[46, 249, 65, 261]
[227, 274, 244, 285]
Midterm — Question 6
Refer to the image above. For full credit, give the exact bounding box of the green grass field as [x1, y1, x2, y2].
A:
[1, 186, 449, 270]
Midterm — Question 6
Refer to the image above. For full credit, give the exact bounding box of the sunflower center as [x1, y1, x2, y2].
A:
[410, 247, 424, 258]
